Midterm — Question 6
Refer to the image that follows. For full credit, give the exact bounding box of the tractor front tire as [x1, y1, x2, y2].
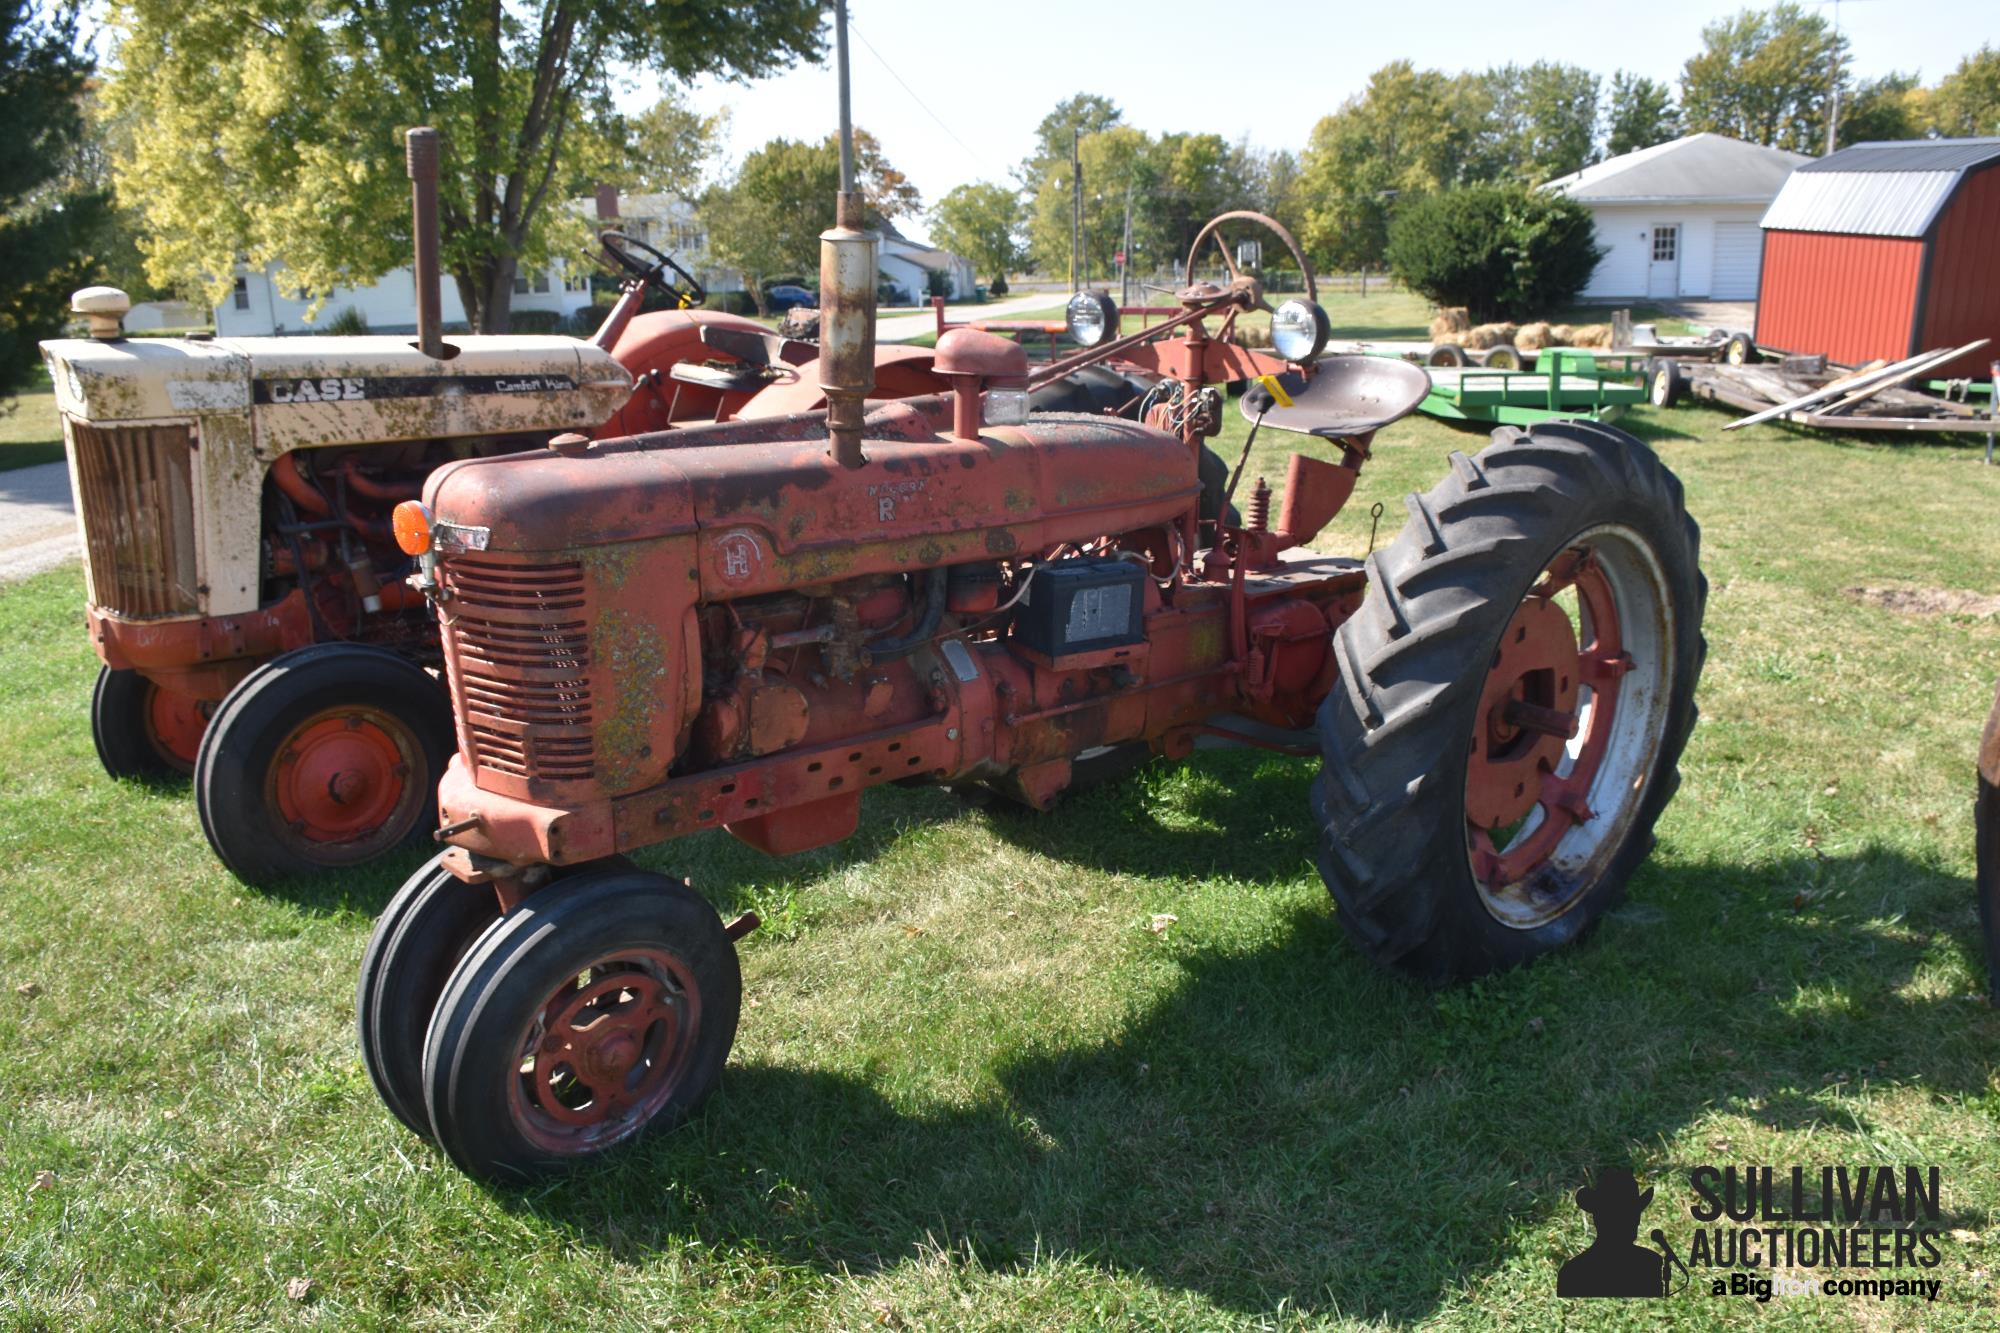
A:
[91, 666, 207, 780]
[422, 869, 741, 1182]
[194, 644, 452, 886]
[358, 853, 505, 1139]
[1312, 421, 1705, 980]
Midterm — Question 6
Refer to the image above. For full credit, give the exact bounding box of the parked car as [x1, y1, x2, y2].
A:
[764, 284, 817, 312]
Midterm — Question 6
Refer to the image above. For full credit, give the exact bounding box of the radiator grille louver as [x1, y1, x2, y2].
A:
[66, 421, 199, 618]
[443, 559, 595, 783]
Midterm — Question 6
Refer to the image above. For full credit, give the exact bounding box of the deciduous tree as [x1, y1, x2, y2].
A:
[1679, 2, 1845, 153]
[928, 182, 1022, 290]
[701, 129, 919, 316]
[1474, 61, 1601, 182]
[1605, 71, 1681, 157]
[2, 0, 104, 400]
[100, 0, 822, 333]
[1837, 72, 1925, 146]
[1928, 45, 2000, 137]
[1296, 62, 1483, 274]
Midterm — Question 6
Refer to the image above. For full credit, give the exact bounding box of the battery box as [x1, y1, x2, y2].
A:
[1012, 557, 1146, 659]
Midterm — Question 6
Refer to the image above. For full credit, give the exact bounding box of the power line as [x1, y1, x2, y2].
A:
[845, 18, 995, 180]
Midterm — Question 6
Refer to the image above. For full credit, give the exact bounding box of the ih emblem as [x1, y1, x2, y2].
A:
[715, 532, 763, 583]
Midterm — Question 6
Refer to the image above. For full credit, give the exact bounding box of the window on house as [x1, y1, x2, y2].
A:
[233, 277, 250, 310]
[1651, 226, 1678, 263]
[532, 271, 550, 294]
[513, 273, 531, 295]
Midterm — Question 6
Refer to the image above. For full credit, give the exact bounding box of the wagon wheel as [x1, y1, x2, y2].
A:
[1184, 210, 1317, 311]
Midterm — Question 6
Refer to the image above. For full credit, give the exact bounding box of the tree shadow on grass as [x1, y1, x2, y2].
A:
[492, 769, 1997, 1322]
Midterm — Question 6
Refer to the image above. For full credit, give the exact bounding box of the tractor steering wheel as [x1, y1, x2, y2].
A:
[600, 230, 707, 308]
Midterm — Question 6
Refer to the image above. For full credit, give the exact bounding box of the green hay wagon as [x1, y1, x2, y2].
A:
[1417, 349, 1648, 426]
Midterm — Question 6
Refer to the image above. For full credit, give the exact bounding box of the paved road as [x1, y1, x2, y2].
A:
[875, 291, 1066, 343]
[0, 461, 78, 584]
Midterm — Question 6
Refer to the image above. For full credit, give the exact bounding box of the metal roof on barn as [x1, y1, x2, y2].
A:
[1761, 138, 2000, 238]
[1540, 133, 1808, 204]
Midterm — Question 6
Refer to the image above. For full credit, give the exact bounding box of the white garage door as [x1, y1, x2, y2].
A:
[1711, 223, 1763, 300]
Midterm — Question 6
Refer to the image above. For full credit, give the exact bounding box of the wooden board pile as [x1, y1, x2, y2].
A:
[1702, 340, 1994, 434]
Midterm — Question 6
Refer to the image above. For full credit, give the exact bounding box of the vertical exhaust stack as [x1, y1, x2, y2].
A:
[818, 0, 877, 469]
[406, 127, 446, 359]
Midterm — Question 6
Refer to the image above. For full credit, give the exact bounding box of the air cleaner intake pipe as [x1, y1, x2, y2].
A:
[818, 0, 877, 469]
[406, 127, 445, 360]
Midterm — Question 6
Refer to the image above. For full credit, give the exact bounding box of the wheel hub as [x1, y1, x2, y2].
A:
[1467, 596, 1580, 829]
[519, 957, 693, 1139]
[1465, 546, 1633, 895]
[273, 711, 411, 844]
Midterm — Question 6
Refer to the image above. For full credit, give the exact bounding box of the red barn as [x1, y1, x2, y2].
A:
[1756, 138, 2000, 378]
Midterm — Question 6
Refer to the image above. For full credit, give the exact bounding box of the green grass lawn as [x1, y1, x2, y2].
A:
[2, 399, 1998, 1328]
[1, 382, 64, 473]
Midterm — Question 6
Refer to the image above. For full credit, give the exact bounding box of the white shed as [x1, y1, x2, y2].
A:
[1541, 134, 1807, 302]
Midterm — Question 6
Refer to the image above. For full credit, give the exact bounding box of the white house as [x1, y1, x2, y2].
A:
[877, 227, 978, 304]
[1541, 133, 1808, 302]
[215, 257, 594, 336]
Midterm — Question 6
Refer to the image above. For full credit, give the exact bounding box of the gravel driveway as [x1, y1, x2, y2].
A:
[0, 461, 79, 583]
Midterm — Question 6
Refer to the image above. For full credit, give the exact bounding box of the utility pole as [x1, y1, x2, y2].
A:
[1827, 0, 1842, 154]
[1119, 184, 1133, 307]
[1069, 126, 1082, 291]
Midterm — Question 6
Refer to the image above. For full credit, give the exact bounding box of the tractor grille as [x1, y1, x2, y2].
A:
[66, 421, 199, 617]
[443, 558, 596, 784]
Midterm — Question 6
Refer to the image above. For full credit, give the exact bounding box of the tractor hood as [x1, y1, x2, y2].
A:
[40, 333, 633, 453]
[423, 397, 1201, 600]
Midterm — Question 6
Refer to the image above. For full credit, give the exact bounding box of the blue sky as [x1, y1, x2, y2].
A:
[614, 0, 1995, 242]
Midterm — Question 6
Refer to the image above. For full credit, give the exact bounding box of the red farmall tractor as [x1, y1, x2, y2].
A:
[359, 112, 1708, 1179]
[36, 131, 994, 886]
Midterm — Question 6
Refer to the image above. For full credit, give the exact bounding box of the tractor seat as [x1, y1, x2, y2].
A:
[1242, 355, 1432, 439]
[669, 360, 779, 394]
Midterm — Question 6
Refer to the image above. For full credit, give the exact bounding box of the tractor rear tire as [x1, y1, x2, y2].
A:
[91, 666, 206, 781]
[194, 644, 452, 886]
[1977, 681, 2000, 1005]
[1312, 420, 1705, 980]
[421, 869, 741, 1182]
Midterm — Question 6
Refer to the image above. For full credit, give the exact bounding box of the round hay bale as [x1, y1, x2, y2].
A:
[1428, 307, 1471, 340]
[1515, 321, 1552, 351]
[1569, 324, 1613, 348]
[1547, 323, 1577, 346]
[1463, 322, 1520, 351]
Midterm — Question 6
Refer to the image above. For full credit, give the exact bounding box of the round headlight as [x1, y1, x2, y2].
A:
[1270, 299, 1330, 363]
[1065, 291, 1118, 348]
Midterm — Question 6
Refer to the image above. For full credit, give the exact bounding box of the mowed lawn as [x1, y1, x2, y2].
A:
[2, 391, 1998, 1330]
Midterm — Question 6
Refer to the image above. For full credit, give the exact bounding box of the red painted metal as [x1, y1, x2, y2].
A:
[1465, 551, 1624, 889]
[1917, 164, 2000, 379]
[599, 309, 775, 435]
[1756, 230, 1925, 367]
[272, 710, 413, 845]
[144, 681, 208, 771]
[507, 946, 701, 1154]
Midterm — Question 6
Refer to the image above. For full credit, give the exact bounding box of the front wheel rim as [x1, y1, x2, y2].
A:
[1463, 526, 1674, 928]
[507, 947, 702, 1155]
[267, 707, 422, 862]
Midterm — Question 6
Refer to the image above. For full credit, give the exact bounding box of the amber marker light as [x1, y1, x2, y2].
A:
[393, 500, 434, 556]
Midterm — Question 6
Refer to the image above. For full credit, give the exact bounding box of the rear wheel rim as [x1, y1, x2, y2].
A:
[507, 947, 701, 1155]
[267, 707, 422, 863]
[1464, 526, 1673, 928]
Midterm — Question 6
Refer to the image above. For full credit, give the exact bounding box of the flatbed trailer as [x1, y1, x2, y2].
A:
[1415, 350, 1647, 425]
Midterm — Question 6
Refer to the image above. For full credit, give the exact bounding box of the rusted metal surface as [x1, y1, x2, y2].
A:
[66, 421, 199, 618]
[819, 190, 878, 468]
[405, 128, 446, 360]
[1466, 550, 1628, 890]
[1978, 681, 2000, 1004]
